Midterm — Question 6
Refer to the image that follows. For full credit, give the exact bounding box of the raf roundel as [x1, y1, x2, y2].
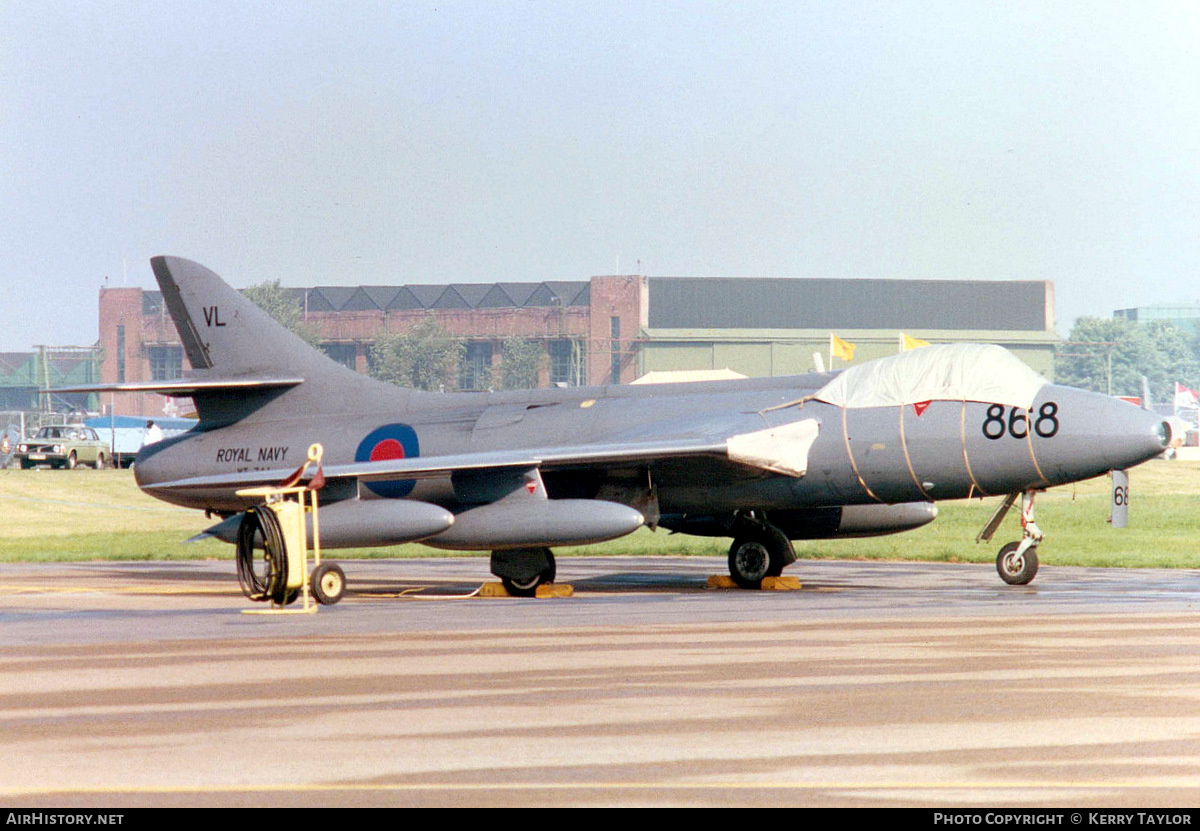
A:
[355, 424, 420, 498]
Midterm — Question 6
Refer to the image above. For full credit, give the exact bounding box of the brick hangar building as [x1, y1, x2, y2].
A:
[97, 272, 1057, 418]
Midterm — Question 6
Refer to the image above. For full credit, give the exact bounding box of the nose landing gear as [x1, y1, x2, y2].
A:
[979, 490, 1043, 585]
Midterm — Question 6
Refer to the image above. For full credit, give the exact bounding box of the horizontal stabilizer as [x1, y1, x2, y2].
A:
[52, 376, 304, 397]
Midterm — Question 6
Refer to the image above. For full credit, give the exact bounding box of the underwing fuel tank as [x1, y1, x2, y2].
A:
[426, 498, 645, 550]
[196, 498, 455, 549]
[794, 503, 938, 538]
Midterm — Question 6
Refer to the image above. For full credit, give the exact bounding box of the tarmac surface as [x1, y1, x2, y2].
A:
[3, 556, 1200, 807]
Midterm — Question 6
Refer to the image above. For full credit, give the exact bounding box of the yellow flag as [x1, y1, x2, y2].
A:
[831, 334, 856, 361]
[900, 333, 930, 351]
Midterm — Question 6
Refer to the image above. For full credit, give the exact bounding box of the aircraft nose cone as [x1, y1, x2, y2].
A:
[1032, 386, 1169, 486]
[1099, 397, 1171, 470]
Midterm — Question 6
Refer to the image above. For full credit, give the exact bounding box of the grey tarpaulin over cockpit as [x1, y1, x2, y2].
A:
[812, 343, 1049, 411]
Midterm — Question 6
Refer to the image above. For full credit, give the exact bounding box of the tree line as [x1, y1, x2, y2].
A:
[369, 317, 544, 391]
[1056, 317, 1200, 405]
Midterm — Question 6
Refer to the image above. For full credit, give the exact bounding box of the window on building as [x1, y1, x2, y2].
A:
[0, 388, 37, 410]
[148, 345, 183, 381]
[321, 343, 357, 371]
[610, 316, 621, 384]
[116, 325, 125, 382]
[458, 341, 493, 390]
[548, 339, 584, 387]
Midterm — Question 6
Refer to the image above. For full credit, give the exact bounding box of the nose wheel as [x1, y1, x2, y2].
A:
[996, 541, 1039, 585]
[981, 490, 1044, 585]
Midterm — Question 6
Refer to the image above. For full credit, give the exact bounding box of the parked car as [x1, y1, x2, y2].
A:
[15, 425, 110, 469]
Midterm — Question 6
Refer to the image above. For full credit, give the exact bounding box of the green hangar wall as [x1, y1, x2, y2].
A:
[639, 277, 1057, 379]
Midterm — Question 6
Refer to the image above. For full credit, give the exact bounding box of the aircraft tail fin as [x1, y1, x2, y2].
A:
[153, 256, 331, 378]
[146, 256, 401, 422]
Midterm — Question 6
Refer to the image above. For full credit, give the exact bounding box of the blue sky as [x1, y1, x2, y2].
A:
[3, 1, 1199, 351]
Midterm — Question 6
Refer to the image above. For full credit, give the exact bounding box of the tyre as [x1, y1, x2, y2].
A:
[499, 549, 556, 597]
[996, 541, 1038, 585]
[311, 563, 346, 605]
[728, 538, 772, 589]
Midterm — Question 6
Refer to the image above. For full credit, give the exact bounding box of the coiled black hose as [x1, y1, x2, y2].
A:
[235, 506, 291, 604]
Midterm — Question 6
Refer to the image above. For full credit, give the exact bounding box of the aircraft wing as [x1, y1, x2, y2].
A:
[143, 418, 820, 493]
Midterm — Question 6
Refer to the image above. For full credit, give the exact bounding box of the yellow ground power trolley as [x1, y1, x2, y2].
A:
[234, 443, 344, 614]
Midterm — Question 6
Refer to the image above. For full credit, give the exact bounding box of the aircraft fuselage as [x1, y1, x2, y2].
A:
[135, 374, 1169, 521]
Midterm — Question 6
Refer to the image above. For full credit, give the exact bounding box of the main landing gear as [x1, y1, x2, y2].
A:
[490, 546, 557, 597]
[978, 490, 1043, 585]
[727, 513, 796, 589]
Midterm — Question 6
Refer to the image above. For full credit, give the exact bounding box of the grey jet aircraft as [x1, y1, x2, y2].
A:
[63, 257, 1171, 601]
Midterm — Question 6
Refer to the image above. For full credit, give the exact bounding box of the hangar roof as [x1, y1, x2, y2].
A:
[142, 281, 591, 315]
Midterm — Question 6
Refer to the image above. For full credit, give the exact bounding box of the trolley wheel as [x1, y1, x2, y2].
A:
[311, 563, 346, 605]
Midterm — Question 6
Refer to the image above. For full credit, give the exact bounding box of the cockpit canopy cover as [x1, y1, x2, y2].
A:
[814, 343, 1048, 410]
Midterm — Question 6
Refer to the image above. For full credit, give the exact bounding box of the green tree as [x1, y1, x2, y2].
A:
[243, 280, 321, 347]
[1148, 320, 1200, 405]
[370, 316, 464, 391]
[498, 337, 544, 390]
[1056, 317, 1199, 403]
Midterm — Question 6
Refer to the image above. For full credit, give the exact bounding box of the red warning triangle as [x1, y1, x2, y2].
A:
[912, 400, 932, 416]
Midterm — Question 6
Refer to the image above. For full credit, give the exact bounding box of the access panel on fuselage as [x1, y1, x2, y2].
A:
[841, 406, 927, 504]
[899, 400, 974, 500]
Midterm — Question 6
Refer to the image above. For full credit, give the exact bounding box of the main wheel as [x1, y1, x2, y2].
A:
[65, 452, 77, 470]
[94, 453, 106, 469]
[311, 563, 346, 605]
[728, 538, 772, 589]
[996, 541, 1038, 585]
[500, 550, 556, 598]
